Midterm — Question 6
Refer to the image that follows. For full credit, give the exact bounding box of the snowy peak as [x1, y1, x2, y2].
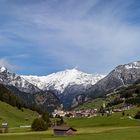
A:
[0, 66, 40, 93]
[0, 66, 7, 73]
[22, 68, 105, 94]
[22, 68, 105, 108]
[81, 61, 140, 110]
[115, 61, 140, 70]
[124, 61, 140, 69]
[43, 68, 104, 86]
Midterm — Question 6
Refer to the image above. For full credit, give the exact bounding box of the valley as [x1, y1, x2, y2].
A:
[0, 107, 140, 140]
[1, 61, 140, 111]
[1, 1, 140, 139]
[1, 61, 140, 140]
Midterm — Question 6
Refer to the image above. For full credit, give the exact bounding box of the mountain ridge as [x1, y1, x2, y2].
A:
[0, 67, 61, 112]
[1, 60, 140, 110]
[21, 68, 105, 109]
[21, 68, 105, 94]
[86, 61, 140, 100]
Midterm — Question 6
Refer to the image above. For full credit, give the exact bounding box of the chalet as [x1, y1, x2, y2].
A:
[1, 122, 8, 133]
[52, 126, 77, 136]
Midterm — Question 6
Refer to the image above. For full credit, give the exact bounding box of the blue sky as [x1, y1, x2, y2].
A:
[0, 0, 140, 75]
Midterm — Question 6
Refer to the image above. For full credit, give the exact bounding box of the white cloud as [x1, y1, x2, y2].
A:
[0, 0, 140, 74]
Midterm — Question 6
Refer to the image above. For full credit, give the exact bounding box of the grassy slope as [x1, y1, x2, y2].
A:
[74, 95, 116, 110]
[75, 81, 140, 111]
[0, 101, 38, 127]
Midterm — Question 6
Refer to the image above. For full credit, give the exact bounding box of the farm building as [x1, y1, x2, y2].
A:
[52, 126, 77, 136]
[0, 122, 8, 133]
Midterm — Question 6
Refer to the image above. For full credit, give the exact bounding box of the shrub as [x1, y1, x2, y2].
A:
[107, 97, 123, 107]
[134, 111, 140, 119]
[125, 97, 140, 105]
[31, 118, 48, 131]
[42, 112, 51, 127]
[120, 92, 133, 98]
[56, 116, 64, 126]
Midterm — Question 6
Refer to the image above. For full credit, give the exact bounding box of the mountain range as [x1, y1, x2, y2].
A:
[21, 68, 105, 109]
[0, 67, 60, 112]
[0, 61, 140, 111]
[86, 61, 140, 99]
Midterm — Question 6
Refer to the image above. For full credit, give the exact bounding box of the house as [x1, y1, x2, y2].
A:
[52, 126, 77, 136]
[1, 122, 8, 133]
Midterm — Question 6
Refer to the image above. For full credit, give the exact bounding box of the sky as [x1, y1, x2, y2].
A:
[0, 0, 140, 75]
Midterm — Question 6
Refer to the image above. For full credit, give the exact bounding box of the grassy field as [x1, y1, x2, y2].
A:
[0, 101, 38, 127]
[0, 126, 140, 140]
[0, 105, 140, 140]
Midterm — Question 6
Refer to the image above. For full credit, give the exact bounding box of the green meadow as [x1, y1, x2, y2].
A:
[0, 126, 140, 140]
[0, 101, 140, 140]
[0, 101, 38, 127]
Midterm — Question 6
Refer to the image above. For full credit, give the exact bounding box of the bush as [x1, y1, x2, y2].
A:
[42, 113, 50, 122]
[125, 97, 140, 105]
[107, 97, 123, 107]
[31, 118, 48, 131]
[134, 111, 140, 119]
[120, 92, 133, 98]
[42, 112, 51, 127]
[135, 89, 140, 94]
[56, 116, 64, 126]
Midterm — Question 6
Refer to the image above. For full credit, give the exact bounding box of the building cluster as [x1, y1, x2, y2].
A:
[52, 108, 99, 118]
[113, 105, 132, 112]
[52, 104, 133, 118]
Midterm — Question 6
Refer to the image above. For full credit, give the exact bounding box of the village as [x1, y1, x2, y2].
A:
[52, 103, 133, 118]
[0, 103, 133, 136]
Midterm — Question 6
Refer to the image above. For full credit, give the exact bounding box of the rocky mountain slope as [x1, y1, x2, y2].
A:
[22, 68, 105, 109]
[0, 67, 40, 93]
[85, 61, 140, 103]
[1, 61, 140, 110]
[0, 67, 60, 112]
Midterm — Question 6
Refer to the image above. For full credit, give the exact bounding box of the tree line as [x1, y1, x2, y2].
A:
[0, 84, 23, 110]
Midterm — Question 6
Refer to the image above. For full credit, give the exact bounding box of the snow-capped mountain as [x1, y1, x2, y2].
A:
[85, 61, 140, 103]
[0, 67, 40, 93]
[0, 66, 105, 110]
[22, 68, 105, 108]
[1, 61, 140, 110]
[124, 61, 140, 70]
[0, 67, 61, 112]
[22, 68, 105, 94]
